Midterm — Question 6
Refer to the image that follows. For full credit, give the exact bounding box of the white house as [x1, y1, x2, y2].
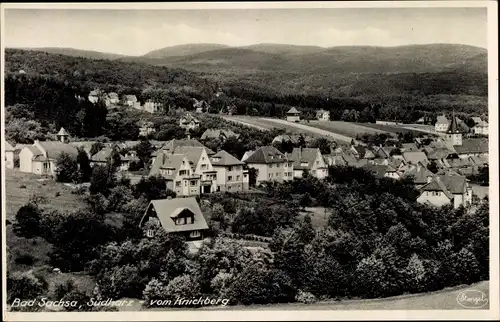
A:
[288, 148, 328, 179]
[471, 117, 488, 136]
[5, 141, 15, 169]
[244, 146, 294, 185]
[417, 175, 473, 209]
[286, 107, 301, 122]
[435, 114, 449, 132]
[173, 146, 218, 194]
[179, 114, 201, 131]
[316, 109, 330, 121]
[144, 100, 162, 114]
[19, 140, 79, 176]
[211, 150, 249, 192]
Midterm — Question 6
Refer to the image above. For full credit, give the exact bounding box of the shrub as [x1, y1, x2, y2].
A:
[165, 275, 201, 305]
[19, 184, 26, 189]
[52, 279, 76, 300]
[14, 254, 35, 266]
[295, 290, 317, 304]
[143, 278, 168, 307]
[210, 272, 234, 298]
[7, 272, 48, 303]
[13, 203, 42, 238]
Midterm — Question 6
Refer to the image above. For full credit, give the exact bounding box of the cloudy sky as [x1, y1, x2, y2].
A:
[4, 7, 487, 56]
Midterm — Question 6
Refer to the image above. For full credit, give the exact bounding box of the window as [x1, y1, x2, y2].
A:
[228, 176, 233, 182]
[201, 164, 207, 170]
[146, 229, 154, 238]
[228, 166, 233, 171]
[190, 180, 197, 186]
[269, 164, 273, 168]
[184, 181, 188, 186]
[175, 181, 181, 187]
[176, 218, 183, 225]
[190, 231, 201, 238]
[236, 175, 240, 181]
[179, 170, 187, 176]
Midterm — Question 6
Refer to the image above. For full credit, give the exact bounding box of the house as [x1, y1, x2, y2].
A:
[152, 139, 214, 165]
[138, 121, 156, 137]
[402, 164, 434, 188]
[90, 147, 139, 171]
[288, 148, 328, 179]
[150, 152, 201, 197]
[210, 150, 249, 192]
[323, 152, 355, 167]
[56, 127, 70, 143]
[286, 107, 301, 122]
[471, 117, 488, 136]
[108, 92, 119, 105]
[350, 145, 376, 160]
[139, 197, 209, 241]
[88, 89, 102, 104]
[193, 98, 209, 113]
[123, 95, 138, 107]
[363, 164, 401, 180]
[375, 146, 397, 159]
[316, 109, 330, 121]
[424, 147, 459, 161]
[453, 138, 489, 159]
[417, 175, 472, 209]
[70, 141, 98, 158]
[144, 100, 162, 114]
[173, 146, 218, 194]
[5, 141, 15, 169]
[243, 146, 294, 185]
[201, 129, 240, 141]
[403, 152, 429, 166]
[19, 140, 78, 176]
[179, 114, 200, 131]
[435, 114, 449, 132]
[241, 150, 255, 162]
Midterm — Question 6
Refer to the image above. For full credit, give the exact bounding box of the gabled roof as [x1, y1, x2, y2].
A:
[241, 150, 255, 162]
[453, 138, 488, 155]
[440, 175, 467, 194]
[211, 150, 245, 166]
[289, 148, 322, 170]
[404, 165, 434, 184]
[425, 147, 457, 160]
[287, 107, 300, 114]
[201, 129, 240, 140]
[125, 95, 137, 101]
[180, 114, 199, 123]
[140, 197, 209, 233]
[376, 146, 397, 158]
[363, 164, 395, 178]
[5, 141, 15, 152]
[245, 146, 286, 164]
[91, 147, 114, 162]
[447, 114, 460, 134]
[420, 177, 454, 200]
[37, 141, 79, 159]
[158, 139, 214, 155]
[173, 146, 206, 169]
[403, 151, 429, 166]
[57, 127, 69, 136]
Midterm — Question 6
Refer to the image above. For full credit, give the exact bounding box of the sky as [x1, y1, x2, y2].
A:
[4, 7, 488, 56]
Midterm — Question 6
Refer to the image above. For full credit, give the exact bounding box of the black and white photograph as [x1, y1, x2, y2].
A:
[1, 2, 498, 321]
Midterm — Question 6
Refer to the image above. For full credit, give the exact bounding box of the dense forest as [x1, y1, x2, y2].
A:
[5, 49, 488, 127]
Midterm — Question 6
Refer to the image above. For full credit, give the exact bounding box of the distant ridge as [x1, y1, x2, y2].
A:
[141, 43, 231, 59]
[13, 47, 130, 60]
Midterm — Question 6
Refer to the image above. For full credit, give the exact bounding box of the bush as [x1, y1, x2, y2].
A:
[295, 290, 317, 304]
[52, 279, 76, 300]
[143, 278, 168, 307]
[14, 254, 35, 266]
[7, 273, 48, 303]
[13, 203, 42, 238]
[165, 275, 201, 306]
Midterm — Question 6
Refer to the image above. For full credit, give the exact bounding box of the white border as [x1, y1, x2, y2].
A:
[1, 1, 499, 321]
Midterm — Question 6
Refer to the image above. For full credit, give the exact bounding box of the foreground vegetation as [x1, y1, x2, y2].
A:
[7, 162, 489, 310]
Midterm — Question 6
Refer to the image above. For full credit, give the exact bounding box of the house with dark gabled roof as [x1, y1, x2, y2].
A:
[350, 145, 376, 160]
[363, 164, 400, 180]
[403, 151, 429, 167]
[139, 197, 208, 241]
[453, 138, 488, 159]
[149, 152, 201, 197]
[211, 150, 249, 192]
[288, 147, 328, 179]
[286, 107, 301, 122]
[417, 175, 472, 209]
[402, 164, 434, 188]
[244, 146, 294, 185]
[179, 113, 200, 131]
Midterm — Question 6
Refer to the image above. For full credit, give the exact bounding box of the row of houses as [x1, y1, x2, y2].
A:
[434, 113, 488, 135]
[88, 90, 163, 114]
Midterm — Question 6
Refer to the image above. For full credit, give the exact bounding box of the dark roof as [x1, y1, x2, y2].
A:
[420, 177, 454, 199]
[425, 147, 457, 160]
[140, 197, 209, 233]
[403, 152, 429, 166]
[453, 138, 488, 155]
[447, 113, 460, 134]
[211, 150, 245, 166]
[436, 114, 449, 125]
[402, 143, 419, 152]
[404, 165, 434, 184]
[157, 139, 214, 155]
[37, 141, 78, 159]
[363, 164, 396, 178]
[440, 175, 467, 194]
[245, 146, 286, 164]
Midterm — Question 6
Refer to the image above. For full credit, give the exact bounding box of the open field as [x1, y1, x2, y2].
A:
[355, 122, 434, 135]
[307, 120, 385, 137]
[4, 169, 87, 220]
[118, 280, 490, 311]
[221, 116, 274, 131]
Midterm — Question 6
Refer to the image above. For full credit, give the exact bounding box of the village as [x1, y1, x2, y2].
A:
[4, 88, 490, 248]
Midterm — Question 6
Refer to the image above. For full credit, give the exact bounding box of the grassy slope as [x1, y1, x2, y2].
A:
[5, 169, 87, 221]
